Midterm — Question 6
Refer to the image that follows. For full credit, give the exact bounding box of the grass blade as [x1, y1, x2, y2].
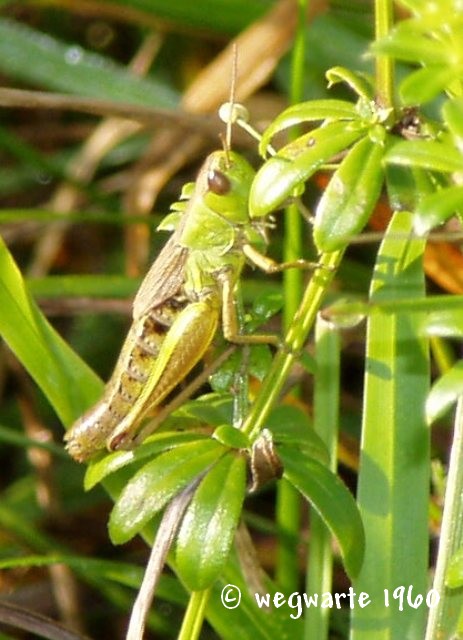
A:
[351, 211, 430, 638]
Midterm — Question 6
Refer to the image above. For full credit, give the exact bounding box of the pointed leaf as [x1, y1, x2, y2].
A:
[314, 135, 384, 251]
[325, 67, 374, 100]
[108, 439, 226, 544]
[250, 121, 364, 218]
[85, 432, 209, 490]
[374, 30, 453, 65]
[400, 66, 456, 105]
[280, 444, 365, 578]
[385, 139, 463, 173]
[176, 452, 246, 590]
[414, 185, 463, 235]
[267, 405, 330, 466]
[258, 100, 358, 155]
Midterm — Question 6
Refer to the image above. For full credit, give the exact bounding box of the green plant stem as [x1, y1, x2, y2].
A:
[276, 0, 308, 593]
[243, 250, 342, 441]
[375, 0, 394, 110]
[178, 590, 210, 640]
[425, 397, 463, 639]
[283, 0, 307, 352]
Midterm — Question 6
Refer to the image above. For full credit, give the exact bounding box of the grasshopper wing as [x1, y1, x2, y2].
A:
[133, 231, 188, 320]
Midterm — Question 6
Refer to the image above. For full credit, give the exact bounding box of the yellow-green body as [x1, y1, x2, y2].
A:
[65, 150, 266, 462]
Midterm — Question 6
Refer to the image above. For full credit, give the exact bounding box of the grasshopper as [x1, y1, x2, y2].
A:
[65, 142, 308, 462]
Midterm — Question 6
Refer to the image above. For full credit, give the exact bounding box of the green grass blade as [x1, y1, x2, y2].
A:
[107, 0, 272, 33]
[0, 18, 178, 108]
[351, 211, 430, 639]
[0, 235, 102, 425]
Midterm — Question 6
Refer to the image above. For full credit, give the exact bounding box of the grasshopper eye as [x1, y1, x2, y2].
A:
[207, 169, 231, 195]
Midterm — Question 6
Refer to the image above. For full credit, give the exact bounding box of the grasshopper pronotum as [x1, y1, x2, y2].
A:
[65, 137, 309, 462]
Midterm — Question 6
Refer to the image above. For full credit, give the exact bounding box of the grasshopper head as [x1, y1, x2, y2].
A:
[201, 150, 255, 224]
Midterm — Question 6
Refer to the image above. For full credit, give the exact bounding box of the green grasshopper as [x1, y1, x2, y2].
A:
[65, 139, 308, 462]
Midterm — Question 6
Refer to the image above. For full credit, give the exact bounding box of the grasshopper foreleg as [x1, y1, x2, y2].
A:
[242, 243, 324, 274]
[218, 246, 330, 350]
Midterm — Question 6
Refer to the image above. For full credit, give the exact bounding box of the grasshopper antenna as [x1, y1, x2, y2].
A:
[218, 44, 239, 164]
[218, 47, 276, 157]
[226, 44, 238, 155]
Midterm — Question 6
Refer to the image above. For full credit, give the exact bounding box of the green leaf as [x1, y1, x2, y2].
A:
[209, 345, 272, 392]
[326, 294, 463, 342]
[326, 67, 374, 100]
[0, 18, 178, 108]
[385, 164, 435, 212]
[314, 135, 384, 251]
[250, 121, 365, 218]
[280, 444, 364, 579]
[0, 235, 101, 425]
[443, 98, 463, 144]
[84, 431, 209, 490]
[374, 29, 453, 65]
[108, 439, 226, 544]
[419, 305, 463, 338]
[249, 292, 284, 328]
[213, 424, 250, 449]
[426, 361, 463, 425]
[176, 453, 246, 590]
[173, 393, 234, 425]
[267, 405, 330, 466]
[397, 0, 452, 17]
[104, 0, 271, 34]
[352, 211, 429, 637]
[400, 66, 456, 105]
[385, 139, 463, 173]
[258, 100, 358, 154]
[414, 185, 463, 235]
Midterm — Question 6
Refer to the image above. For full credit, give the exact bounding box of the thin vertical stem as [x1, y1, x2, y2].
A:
[178, 590, 211, 640]
[276, 0, 309, 592]
[375, 0, 394, 110]
[243, 250, 342, 440]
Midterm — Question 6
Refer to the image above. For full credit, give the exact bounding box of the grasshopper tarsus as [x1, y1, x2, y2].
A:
[242, 242, 324, 274]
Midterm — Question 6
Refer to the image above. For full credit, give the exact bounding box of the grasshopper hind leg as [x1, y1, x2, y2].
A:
[65, 299, 186, 462]
[107, 298, 220, 452]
